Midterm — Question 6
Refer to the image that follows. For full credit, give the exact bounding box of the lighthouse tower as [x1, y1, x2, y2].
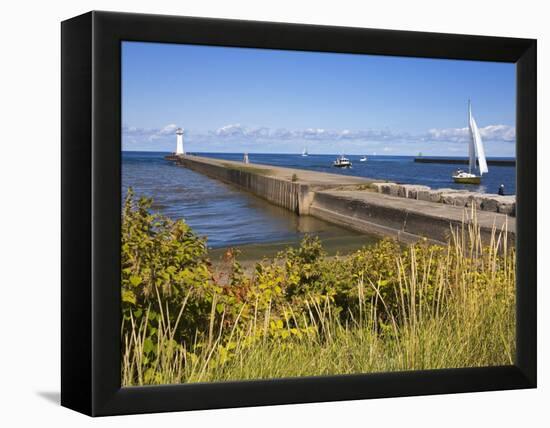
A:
[175, 128, 185, 155]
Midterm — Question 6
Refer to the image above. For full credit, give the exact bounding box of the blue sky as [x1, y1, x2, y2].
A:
[122, 41, 516, 156]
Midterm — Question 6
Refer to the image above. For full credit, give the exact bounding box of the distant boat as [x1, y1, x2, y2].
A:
[333, 155, 352, 168]
[452, 100, 488, 184]
[360, 156, 367, 162]
[302, 147, 309, 157]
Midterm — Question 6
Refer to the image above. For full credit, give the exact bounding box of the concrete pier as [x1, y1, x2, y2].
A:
[167, 155, 515, 245]
[172, 155, 370, 215]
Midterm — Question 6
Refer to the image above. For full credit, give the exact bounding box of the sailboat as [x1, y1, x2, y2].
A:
[302, 147, 309, 157]
[452, 101, 488, 184]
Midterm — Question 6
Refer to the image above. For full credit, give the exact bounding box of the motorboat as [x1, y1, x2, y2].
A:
[333, 156, 352, 168]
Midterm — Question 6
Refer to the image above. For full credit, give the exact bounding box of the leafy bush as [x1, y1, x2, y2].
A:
[121, 190, 515, 385]
[121, 189, 216, 351]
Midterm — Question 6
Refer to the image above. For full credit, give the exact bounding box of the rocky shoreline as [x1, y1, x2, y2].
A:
[371, 182, 516, 216]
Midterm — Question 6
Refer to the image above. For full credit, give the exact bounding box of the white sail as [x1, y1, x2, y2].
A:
[468, 124, 476, 173]
[468, 103, 488, 175]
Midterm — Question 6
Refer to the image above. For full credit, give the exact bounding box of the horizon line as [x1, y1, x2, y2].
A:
[121, 150, 516, 159]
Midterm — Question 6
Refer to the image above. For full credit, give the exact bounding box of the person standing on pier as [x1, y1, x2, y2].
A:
[498, 184, 505, 196]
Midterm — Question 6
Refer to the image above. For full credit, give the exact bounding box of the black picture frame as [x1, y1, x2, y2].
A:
[61, 11, 537, 416]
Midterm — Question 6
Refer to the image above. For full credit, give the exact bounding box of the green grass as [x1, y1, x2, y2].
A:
[121, 203, 515, 386]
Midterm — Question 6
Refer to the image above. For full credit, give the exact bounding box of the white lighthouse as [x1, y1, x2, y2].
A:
[175, 128, 185, 155]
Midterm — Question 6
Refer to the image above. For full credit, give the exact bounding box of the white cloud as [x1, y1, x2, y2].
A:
[480, 124, 515, 141]
[425, 124, 515, 143]
[148, 123, 178, 141]
[215, 123, 245, 137]
[122, 122, 516, 152]
[208, 125, 407, 142]
[123, 124, 183, 144]
[158, 123, 178, 135]
[213, 124, 272, 139]
[207, 123, 514, 144]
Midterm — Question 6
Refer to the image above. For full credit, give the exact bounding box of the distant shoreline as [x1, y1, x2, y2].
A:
[414, 157, 515, 166]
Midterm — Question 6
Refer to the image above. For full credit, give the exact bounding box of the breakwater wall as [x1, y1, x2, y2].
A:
[414, 157, 516, 166]
[167, 155, 515, 245]
[171, 156, 314, 215]
[309, 190, 507, 244]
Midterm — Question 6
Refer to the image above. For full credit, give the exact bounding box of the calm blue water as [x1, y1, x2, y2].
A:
[122, 152, 364, 248]
[197, 153, 516, 195]
[122, 151, 516, 248]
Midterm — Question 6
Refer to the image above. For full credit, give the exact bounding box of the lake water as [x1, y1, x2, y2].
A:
[122, 151, 516, 250]
[122, 151, 374, 250]
[198, 152, 516, 195]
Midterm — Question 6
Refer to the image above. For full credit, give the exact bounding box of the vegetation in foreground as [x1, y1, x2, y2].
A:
[121, 189, 515, 386]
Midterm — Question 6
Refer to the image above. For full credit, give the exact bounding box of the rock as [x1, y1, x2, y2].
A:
[496, 196, 516, 216]
[371, 183, 386, 193]
[418, 189, 441, 202]
[440, 192, 471, 207]
[479, 194, 516, 215]
[466, 193, 484, 209]
[379, 182, 398, 195]
[419, 188, 461, 203]
[372, 183, 515, 217]
[480, 196, 499, 212]
[388, 184, 400, 196]
[397, 184, 431, 199]
[417, 189, 433, 202]
[498, 203, 515, 216]
[438, 188, 465, 195]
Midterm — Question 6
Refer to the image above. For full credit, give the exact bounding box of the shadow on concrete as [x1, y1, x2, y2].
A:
[37, 391, 60, 405]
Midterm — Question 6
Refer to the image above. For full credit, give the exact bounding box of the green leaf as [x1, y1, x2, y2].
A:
[122, 290, 136, 305]
[143, 367, 156, 383]
[129, 275, 142, 287]
[143, 337, 155, 355]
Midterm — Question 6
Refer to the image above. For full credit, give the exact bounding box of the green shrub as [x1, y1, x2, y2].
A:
[121, 190, 515, 385]
[121, 188, 217, 348]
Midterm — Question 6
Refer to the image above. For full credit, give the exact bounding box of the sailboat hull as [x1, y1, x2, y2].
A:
[453, 176, 481, 184]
